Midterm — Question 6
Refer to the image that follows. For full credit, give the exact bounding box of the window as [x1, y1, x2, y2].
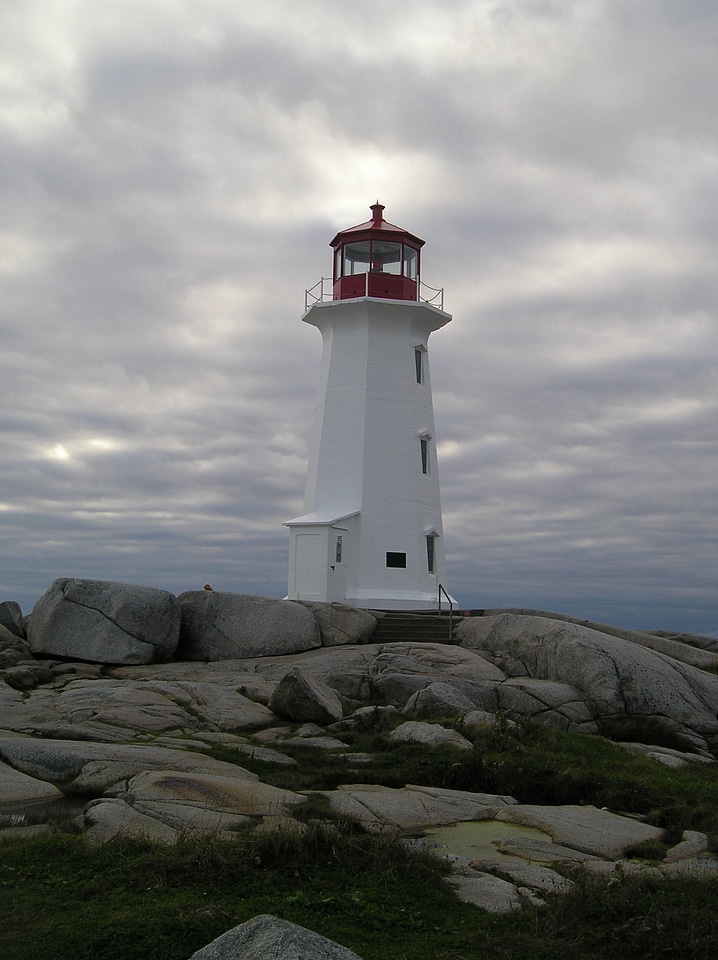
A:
[333, 247, 342, 282]
[414, 347, 423, 384]
[370, 240, 402, 275]
[404, 245, 418, 280]
[420, 437, 430, 474]
[335, 536, 343, 563]
[343, 241, 371, 276]
[337, 241, 419, 280]
[426, 535, 435, 574]
[386, 552, 407, 568]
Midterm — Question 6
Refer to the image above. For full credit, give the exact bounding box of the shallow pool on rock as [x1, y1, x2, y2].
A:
[417, 820, 551, 861]
[0, 796, 89, 829]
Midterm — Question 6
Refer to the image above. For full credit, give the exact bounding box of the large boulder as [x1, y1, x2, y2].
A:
[268, 667, 344, 724]
[0, 601, 24, 638]
[189, 914, 365, 960]
[299, 602, 377, 645]
[402, 681, 483, 719]
[388, 720, 472, 750]
[456, 614, 718, 752]
[177, 592, 321, 660]
[27, 579, 180, 665]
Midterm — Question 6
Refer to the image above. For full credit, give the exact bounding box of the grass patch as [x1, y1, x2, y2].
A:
[598, 715, 699, 753]
[1, 829, 717, 960]
[624, 837, 671, 862]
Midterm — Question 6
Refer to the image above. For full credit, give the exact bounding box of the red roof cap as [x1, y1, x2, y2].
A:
[330, 203, 425, 249]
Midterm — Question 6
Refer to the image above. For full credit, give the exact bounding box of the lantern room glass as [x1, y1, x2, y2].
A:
[342, 242, 370, 277]
[370, 240, 402, 274]
[335, 241, 420, 281]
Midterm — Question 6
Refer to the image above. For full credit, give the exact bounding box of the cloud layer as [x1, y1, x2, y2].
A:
[1, 1, 716, 633]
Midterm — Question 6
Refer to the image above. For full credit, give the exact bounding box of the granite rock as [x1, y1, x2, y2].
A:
[28, 579, 180, 665]
[457, 614, 718, 751]
[299, 601, 377, 646]
[189, 915, 365, 960]
[269, 667, 344, 724]
[177, 592, 321, 660]
[388, 720, 473, 750]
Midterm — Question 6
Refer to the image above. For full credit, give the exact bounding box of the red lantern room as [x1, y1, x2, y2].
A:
[330, 202, 424, 301]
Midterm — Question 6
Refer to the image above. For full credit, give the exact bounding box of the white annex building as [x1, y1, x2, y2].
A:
[286, 204, 454, 611]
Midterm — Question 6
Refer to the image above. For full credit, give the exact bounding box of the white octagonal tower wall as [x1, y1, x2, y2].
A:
[286, 205, 455, 611]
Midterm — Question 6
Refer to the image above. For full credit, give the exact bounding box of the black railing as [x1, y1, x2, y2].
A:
[438, 583, 454, 639]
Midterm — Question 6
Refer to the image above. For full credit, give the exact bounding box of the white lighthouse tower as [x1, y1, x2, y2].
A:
[286, 203, 454, 611]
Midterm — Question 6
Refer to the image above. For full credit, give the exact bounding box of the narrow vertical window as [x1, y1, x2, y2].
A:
[426, 535, 435, 574]
[335, 536, 342, 563]
[414, 348, 423, 384]
[420, 437, 430, 474]
[404, 245, 418, 280]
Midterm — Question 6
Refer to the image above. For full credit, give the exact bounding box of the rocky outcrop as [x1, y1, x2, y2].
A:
[0, 736, 263, 795]
[482, 609, 718, 669]
[177, 592, 321, 660]
[244, 642, 506, 713]
[0, 759, 64, 805]
[27, 579, 180, 665]
[3, 587, 718, 920]
[189, 915, 365, 960]
[494, 803, 663, 860]
[2, 670, 717, 914]
[456, 613, 718, 752]
[321, 783, 518, 832]
[83, 770, 306, 843]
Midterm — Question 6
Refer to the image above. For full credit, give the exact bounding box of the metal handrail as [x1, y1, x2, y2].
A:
[304, 277, 444, 311]
[419, 282, 444, 310]
[304, 277, 332, 311]
[437, 583, 454, 639]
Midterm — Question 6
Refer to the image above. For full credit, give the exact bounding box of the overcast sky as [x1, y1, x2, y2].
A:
[1, 0, 716, 634]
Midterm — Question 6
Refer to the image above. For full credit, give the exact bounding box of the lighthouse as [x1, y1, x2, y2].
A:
[286, 203, 454, 611]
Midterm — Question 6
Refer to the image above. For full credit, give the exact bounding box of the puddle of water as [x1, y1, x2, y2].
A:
[0, 796, 89, 829]
[418, 820, 551, 861]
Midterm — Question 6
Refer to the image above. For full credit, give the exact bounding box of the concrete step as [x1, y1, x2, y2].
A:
[370, 612, 462, 645]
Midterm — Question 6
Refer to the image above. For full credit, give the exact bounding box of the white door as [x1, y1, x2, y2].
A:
[293, 532, 326, 601]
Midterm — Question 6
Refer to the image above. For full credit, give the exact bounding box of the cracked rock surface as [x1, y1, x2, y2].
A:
[456, 613, 718, 752]
[27, 578, 180, 664]
[3, 591, 718, 916]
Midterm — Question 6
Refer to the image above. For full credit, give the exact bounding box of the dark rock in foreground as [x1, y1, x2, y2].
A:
[189, 914, 364, 960]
